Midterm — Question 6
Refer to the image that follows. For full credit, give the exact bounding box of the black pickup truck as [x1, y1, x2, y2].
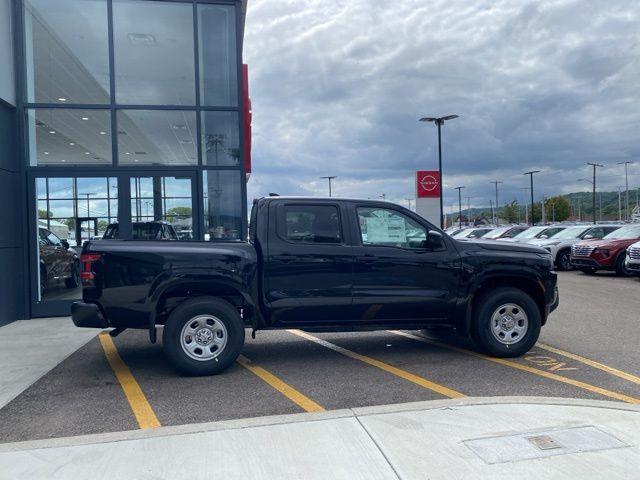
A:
[72, 197, 558, 375]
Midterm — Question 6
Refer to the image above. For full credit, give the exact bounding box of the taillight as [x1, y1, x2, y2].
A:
[80, 253, 102, 286]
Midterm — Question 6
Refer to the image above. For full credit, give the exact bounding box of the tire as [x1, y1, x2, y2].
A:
[580, 268, 597, 275]
[40, 265, 47, 295]
[65, 260, 80, 289]
[555, 249, 572, 271]
[472, 287, 541, 358]
[163, 297, 245, 376]
[615, 251, 631, 277]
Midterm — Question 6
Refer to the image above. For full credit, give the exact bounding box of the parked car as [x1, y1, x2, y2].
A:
[38, 227, 80, 293]
[570, 224, 640, 276]
[72, 197, 558, 375]
[528, 224, 621, 271]
[499, 225, 566, 243]
[625, 240, 640, 274]
[451, 227, 495, 240]
[481, 225, 529, 240]
[102, 221, 179, 241]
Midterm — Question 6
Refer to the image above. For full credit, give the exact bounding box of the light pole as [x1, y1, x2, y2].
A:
[419, 114, 459, 229]
[523, 171, 540, 225]
[79, 192, 95, 217]
[586, 163, 604, 224]
[490, 180, 503, 225]
[454, 186, 465, 228]
[617, 186, 623, 221]
[520, 187, 530, 224]
[618, 161, 632, 221]
[405, 198, 413, 210]
[465, 196, 472, 224]
[319, 176, 337, 197]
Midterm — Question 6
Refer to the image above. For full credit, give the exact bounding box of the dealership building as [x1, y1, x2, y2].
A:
[0, 0, 251, 324]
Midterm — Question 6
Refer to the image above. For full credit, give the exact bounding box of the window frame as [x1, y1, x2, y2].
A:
[276, 203, 347, 247]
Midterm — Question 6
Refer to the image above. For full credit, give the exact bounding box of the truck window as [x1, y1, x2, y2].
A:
[357, 207, 427, 249]
[281, 205, 342, 244]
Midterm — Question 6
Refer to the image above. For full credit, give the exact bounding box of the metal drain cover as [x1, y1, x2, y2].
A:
[464, 426, 629, 464]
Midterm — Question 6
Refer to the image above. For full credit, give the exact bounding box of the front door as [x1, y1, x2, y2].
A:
[352, 205, 460, 322]
[264, 202, 355, 324]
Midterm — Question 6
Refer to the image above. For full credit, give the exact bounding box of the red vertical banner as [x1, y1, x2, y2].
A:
[416, 171, 440, 198]
[242, 64, 252, 178]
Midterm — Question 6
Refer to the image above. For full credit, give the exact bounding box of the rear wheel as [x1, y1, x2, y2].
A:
[615, 251, 632, 277]
[555, 249, 572, 271]
[163, 297, 245, 376]
[472, 287, 541, 357]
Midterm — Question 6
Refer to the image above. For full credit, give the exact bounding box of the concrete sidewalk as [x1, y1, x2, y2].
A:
[0, 317, 96, 409]
[1, 397, 638, 480]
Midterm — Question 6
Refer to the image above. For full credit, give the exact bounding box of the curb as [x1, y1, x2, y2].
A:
[1, 396, 638, 453]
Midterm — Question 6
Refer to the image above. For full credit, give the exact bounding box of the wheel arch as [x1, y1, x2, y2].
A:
[462, 274, 547, 337]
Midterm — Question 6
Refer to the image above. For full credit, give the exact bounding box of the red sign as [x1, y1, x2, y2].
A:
[416, 170, 440, 198]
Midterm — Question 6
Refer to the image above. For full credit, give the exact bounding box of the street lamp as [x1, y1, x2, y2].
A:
[419, 114, 459, 229]
[319, 176, 337, 197]
[490, 180, 503, 225]
[453, 186, 465, 228]
[617, 161, 632, 221]
[586, 163, 604, 224]
[79, 192, 95, 217]
[523, 171, 540, 226]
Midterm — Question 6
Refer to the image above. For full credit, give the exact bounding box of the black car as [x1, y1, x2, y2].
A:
[38, 227, 80, 293]
[72, 197, 558, 375]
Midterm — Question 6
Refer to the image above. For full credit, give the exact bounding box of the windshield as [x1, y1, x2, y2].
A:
[481, 227, 508, 238]
[513, 226, 546, 239]
[549, 226, 589, 240]
[603, 225, 640, 240]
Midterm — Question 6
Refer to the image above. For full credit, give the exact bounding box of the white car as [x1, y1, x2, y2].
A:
[451, 227, 495, 240]
[528, 224, 621, 271]
[499, 225, 565, 243]
[625, 239, 640, 275]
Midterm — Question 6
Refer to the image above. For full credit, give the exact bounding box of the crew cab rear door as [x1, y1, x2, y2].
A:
[264, 201, 356, 323]
[350, 204, 460, 322]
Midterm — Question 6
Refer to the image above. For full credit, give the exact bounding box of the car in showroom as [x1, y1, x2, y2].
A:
[624, 239, 640, 274]
[38, 227, 80, 293]
[498, 225, 566, 243]
[528, 224, 621, 271]
[102, 221, 179, 241]
[72, 197, 558, 375]
[570, 224, 640, 276]
[480, 225, 529, 240]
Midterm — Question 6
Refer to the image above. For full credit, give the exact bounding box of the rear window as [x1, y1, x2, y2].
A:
[281, 205, 342, 244]
[132, 223, 162, 240]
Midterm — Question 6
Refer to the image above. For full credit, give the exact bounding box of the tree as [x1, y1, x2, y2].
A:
[500, 200, 520, 223]
[544, 196, 570, 222]
[166, 206, 192, 221]
[38, 209, 52, 219]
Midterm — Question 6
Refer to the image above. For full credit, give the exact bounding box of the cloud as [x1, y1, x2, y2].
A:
[244, 0, 640, 211]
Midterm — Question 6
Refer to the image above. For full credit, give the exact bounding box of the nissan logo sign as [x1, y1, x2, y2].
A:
[419, 175, 438, 191]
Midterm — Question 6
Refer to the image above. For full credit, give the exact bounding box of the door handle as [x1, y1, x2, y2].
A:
[357, 254, 377, 264]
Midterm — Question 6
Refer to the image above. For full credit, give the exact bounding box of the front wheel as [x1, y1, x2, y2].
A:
[472, 287, 541, 357]
[615, 252, 632, 277]
[555, 249, 572, 271]
[65, 260, 80, 289]
[163, 297, 245, 376]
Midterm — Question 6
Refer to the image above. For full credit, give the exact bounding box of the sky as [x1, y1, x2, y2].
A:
[243, 0, 640, 213]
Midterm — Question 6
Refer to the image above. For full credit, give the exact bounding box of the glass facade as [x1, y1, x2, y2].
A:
[20, 0, 247, 314]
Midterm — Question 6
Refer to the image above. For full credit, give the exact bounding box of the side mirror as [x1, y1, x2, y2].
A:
[539, 235, 548, 239]
[61, 240, 70, 250]
[583, 234, 594, 240]
[427, 230, 444, 249]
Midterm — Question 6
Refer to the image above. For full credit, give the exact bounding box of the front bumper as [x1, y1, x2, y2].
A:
[71, 302, 108, 329]
[625, 259, 640, 273]
[570, 257, 602, 268]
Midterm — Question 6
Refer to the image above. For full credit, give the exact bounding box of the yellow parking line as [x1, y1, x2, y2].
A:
[98, 332, 161, 429]
[237, 355, 325, 412]
[390, 330, 640, 404]
[536, 342, 640, 386]
[288, 330, 465, 399]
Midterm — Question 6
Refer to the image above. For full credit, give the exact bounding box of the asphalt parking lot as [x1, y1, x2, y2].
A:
[1, 271, 638, 444]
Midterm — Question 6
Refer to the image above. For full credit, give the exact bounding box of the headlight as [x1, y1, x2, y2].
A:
[593, 248, 610, 256]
